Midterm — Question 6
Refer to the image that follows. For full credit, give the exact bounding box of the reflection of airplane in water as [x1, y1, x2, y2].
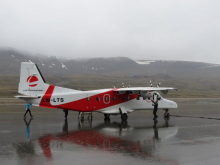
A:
[38, 119, 178, 161]
[13, 119, 178, 164]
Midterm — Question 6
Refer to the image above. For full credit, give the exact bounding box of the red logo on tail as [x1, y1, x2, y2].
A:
[27, 76, 38, 87]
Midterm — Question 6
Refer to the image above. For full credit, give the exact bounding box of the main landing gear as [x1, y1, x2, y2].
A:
[121, 113, 128, 121]
[164, 109, 170, 118]
[103, 113, 128, 121]
[104, 114, 110, 118]
[104, 114, 110, 122]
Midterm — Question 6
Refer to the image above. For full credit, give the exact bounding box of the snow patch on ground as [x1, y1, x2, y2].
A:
[135, 60, 156, 65]
[66, 57, 75, 60]
[202, 65, 220, 69]
[38, 59, 45, 66]
[60, 62, 68, 69]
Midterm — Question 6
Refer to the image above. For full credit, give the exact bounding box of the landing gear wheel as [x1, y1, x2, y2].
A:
[164, 112, 170, 118]
[164, 109, 170, 118]
[121, 113, 128, 121]
[104, 114, 110, 118]
[104, 117, 110, 123]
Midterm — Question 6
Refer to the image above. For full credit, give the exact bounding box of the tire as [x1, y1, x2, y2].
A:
[121, 113, 128, 121]
[164, 112, 170, 118]
[104, 114, 110, 118]
[104, 117, 110, 123]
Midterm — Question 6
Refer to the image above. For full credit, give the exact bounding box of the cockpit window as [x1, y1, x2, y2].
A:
[155, 93, 162, 100]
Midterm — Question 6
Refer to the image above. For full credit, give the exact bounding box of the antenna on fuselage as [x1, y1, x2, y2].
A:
[122, 83, 125, 88]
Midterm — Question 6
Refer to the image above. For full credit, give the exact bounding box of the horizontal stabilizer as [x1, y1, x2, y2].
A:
[15, 95, 41, 99]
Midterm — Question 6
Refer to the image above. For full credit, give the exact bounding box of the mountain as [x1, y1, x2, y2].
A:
[135, 60, 220, 78]
[1, 48, 220, 98]
[0, 49, 148, 77]
[1, 49, 219, 78]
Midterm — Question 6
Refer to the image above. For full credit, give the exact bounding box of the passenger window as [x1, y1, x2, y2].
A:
[105, 97, 109, 101]
[87, 97, 91, 101]
[122, 97, 125, 101]
[113, 97, 116, 101]
[96, 97, 100, 101]
[127, 97, 130, 100]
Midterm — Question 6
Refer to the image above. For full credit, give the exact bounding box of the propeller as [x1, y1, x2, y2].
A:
[150, 81, 153, 87]
[157, 83, 161, 87]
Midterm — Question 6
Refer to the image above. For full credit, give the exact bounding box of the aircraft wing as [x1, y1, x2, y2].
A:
[114, 87, 177, 92]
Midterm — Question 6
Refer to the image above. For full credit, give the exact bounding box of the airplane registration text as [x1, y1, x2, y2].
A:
[42, 98, 64, 103]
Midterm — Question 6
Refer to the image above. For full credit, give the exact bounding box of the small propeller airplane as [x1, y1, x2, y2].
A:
[16, 62, 178, 121]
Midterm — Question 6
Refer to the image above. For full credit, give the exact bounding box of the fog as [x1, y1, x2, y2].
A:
[1, 0, 220, 63]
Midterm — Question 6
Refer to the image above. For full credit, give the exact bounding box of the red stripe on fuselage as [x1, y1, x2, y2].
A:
[39, 85, 55, 108]
[56, 89, 138, 112]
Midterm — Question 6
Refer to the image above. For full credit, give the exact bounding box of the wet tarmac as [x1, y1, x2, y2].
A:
[1, 100, 220, 165]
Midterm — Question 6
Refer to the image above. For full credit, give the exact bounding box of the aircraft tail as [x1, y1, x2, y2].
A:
[18, 62, 49, 96]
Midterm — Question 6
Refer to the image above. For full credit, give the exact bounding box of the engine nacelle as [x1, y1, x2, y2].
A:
[161, 90, 168, 94]
[140, 91, 162, 100]
[140, 91, 154, 98]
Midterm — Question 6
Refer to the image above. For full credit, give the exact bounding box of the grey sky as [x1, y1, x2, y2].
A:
[1, 0, 220, 63]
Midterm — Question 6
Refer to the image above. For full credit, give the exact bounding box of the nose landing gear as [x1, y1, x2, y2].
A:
[164, 109, 170, 118]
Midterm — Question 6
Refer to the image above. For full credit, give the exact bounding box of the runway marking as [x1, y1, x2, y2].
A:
[0, 112, 59, 114]
[0, 104, 25, 105]
[186, 138, 210, 144]
[164, 137, 220, 147]
[185, 138, 220, 146]
[178, 124, 220, 129]
[0, 112, 25, 114]
[120, 146, 180, 165]
[171, 115, 220, 121]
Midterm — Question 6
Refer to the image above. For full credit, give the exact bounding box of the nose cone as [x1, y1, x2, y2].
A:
[162, 98, 178, 109]
[169, 100, 178, 108]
